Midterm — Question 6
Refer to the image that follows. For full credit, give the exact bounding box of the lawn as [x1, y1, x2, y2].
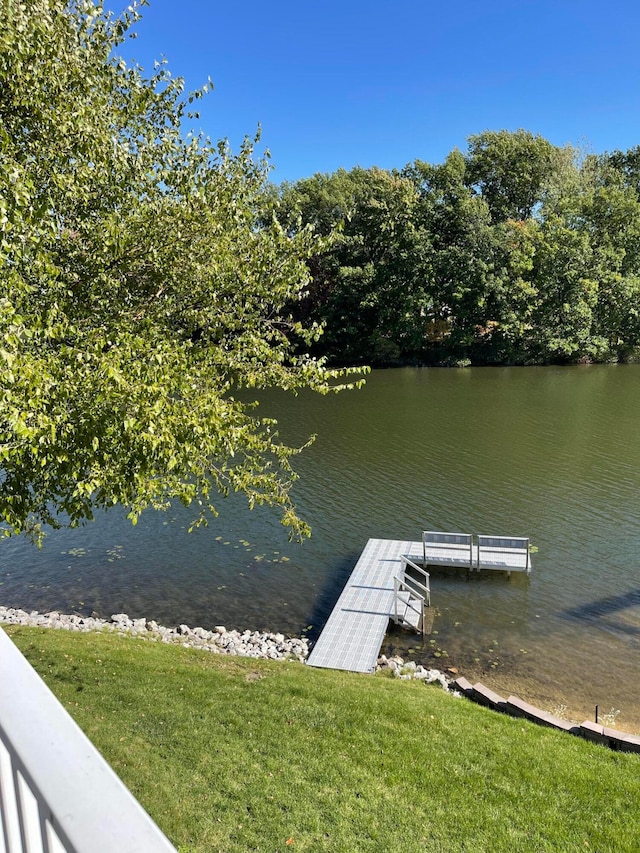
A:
[8, 626, 640, 852]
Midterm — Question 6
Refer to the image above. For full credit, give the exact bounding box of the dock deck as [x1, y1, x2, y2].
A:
[306, 538, 421, 673]
[307, 533, 532, 674]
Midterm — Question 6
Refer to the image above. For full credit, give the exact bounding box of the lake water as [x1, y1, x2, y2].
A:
[3, 365, 640, 731]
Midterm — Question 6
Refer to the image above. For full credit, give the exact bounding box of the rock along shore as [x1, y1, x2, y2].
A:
[0, 606, 309, 663]
[0, 605, 452, 688]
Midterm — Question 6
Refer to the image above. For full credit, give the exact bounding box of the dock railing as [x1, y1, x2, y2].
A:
[0, 627, 177, 853]
[393, 557, 430, 635]
[422, 530, 532, 576]
[476, 535, 530, 575]
[422, 531, 474, 570]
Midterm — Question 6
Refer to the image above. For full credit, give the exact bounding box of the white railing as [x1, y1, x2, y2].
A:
[422, 531, 474, 570]
[400, 557, 431, 608]
[0, 627, 177, 853]
[476, 535, 530, 573]
[393, 557, 431, 636]
[393, 576, 426, 635]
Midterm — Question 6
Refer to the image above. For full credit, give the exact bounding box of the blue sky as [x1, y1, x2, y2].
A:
[118, 0, 640, 183]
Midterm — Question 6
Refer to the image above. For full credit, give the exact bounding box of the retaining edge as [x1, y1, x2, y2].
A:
[452, 678, 640, 753]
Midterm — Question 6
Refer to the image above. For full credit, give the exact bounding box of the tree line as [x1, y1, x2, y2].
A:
[273, 131, 640, 366]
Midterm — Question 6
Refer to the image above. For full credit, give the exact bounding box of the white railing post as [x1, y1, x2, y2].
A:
[0, 628, 177, 853]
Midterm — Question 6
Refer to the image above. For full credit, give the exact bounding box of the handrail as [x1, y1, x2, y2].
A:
[393, 576, 426, 635]
[422, 531, 473, 570]
[477, 535, 530, 573]
[422, 530, 532, 574]
[393, 557, 431, 636]
[401, 557, 431, 606]
[0, 628, 177, 853]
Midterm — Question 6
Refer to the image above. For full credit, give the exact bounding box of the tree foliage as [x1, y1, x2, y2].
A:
[278, 168, 423, 364]
[278, 132, 640, 368]
[0, 0, 363, 541]
[464, 129, 557, 222]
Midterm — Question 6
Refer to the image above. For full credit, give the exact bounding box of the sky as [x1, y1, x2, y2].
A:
[116, 0, 640, 184]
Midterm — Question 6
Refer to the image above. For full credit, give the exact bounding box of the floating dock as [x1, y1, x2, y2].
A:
[307, 532, 532, 674]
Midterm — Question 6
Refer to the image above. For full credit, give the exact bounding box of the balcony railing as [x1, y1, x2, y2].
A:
[0, 627, 177, 853]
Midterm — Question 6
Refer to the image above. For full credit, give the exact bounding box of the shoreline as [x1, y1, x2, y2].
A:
[6, 605, 640, 749]
[0, 604, 452, 688]
[0, 606, 310, 663]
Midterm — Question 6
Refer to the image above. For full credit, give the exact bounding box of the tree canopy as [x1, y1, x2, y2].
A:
[277, 167, 423, 363]
[0, 0, 362, 541]
[277, 134, 640, 367]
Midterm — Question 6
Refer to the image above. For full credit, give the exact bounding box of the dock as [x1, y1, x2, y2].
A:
[306, 538, 424, 674]
[307, 531, 532, 674]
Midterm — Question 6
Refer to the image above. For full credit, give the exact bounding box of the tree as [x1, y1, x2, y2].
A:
[406, 151, 497, 361]
[465, 130, 558, 222]
[605, 145, 640, 197]
[0, 0, 362, 542]
[277, 167, 424, 364]
[531, 153, 640, 362]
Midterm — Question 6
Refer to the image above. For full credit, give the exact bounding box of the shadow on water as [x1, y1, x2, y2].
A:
[561, 588, 640, 636]
[303, 552, 359, 644]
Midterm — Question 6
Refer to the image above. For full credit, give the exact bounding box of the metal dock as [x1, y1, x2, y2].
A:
[307, 531, 532, 674]
[306, 538, 423, 674]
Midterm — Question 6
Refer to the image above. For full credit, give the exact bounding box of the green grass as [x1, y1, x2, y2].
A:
[7, 625, 640, 853]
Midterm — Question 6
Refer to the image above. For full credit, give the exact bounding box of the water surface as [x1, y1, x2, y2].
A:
[4, 366, 640, 729]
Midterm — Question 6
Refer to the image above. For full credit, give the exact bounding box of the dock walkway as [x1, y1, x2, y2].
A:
[307, 532, 532, 674]
[306, 538, 421, 674]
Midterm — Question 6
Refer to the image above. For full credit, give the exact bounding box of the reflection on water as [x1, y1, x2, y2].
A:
[3, 365, 640, 729]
